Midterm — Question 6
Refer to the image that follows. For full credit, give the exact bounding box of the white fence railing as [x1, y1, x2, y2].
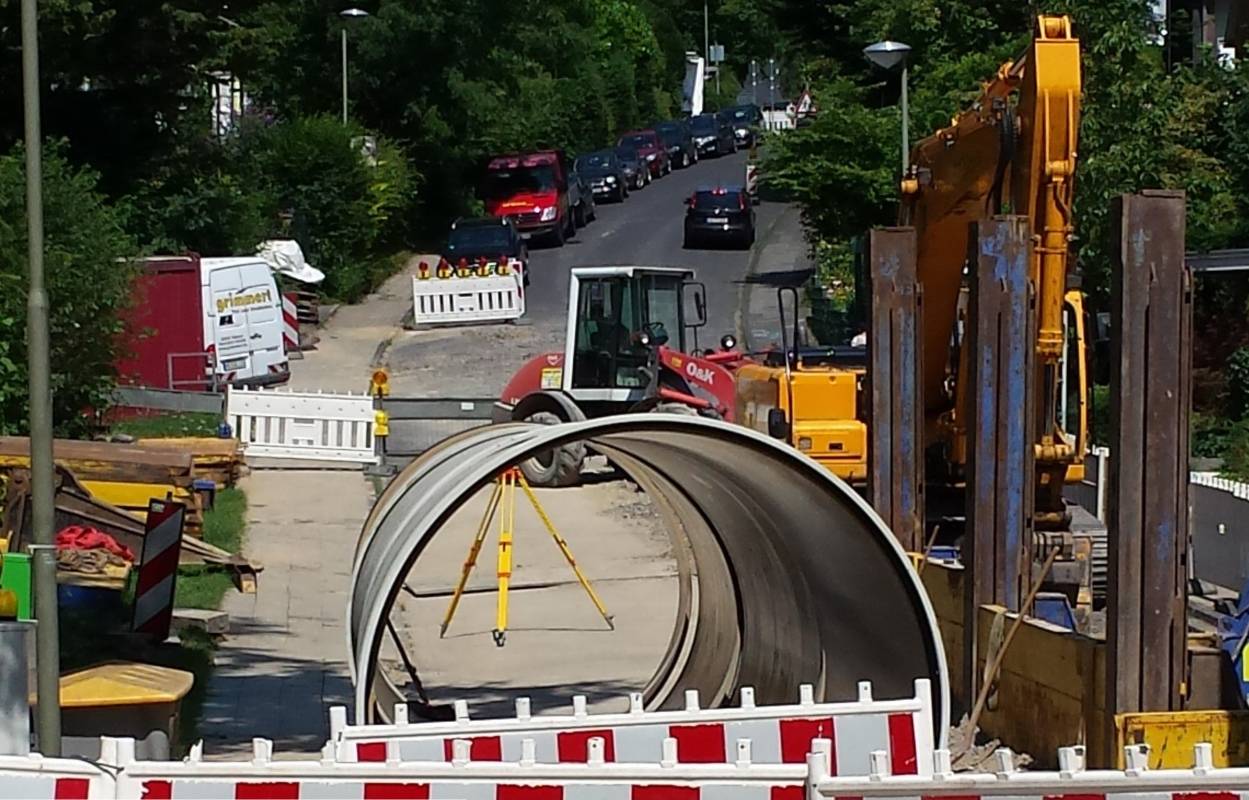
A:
[1067, 446, 1249, 590]
[225, 386, 377, 464]
[411, 259, 525, 326]
[4, 734, 1247, 800]
[331, 679, 936, 776]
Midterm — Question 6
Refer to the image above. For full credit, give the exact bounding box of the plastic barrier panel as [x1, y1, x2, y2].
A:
[807, 742, 1249, 800]
[412, 259, 525, 326]
[331, 680, 935, 777]
[111, 736, 809, 799]
[0, 746, 115, 799]
[226, 387, 377, 464]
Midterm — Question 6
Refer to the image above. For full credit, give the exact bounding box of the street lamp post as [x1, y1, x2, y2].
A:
[339, 8, 369, 125]
[21, 0, 62, 756]
[863, 40, 912, 173]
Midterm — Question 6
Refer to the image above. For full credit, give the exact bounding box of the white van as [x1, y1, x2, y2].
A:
[201, 257, 290, 387]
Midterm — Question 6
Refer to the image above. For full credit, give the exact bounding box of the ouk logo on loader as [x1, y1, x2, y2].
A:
[216, 288, 274, 314]
[686, 361, 716, 385]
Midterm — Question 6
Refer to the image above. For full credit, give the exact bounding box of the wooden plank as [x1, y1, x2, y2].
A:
[1108, 191, 1189, 720]
[867, 227, 924, 552]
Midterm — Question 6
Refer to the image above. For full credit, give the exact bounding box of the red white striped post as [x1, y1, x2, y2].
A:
[131, 500, 186, 640]
[282, 292, 301, 355]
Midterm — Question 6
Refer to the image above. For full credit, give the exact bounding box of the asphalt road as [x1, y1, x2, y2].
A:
[386, 148, 798, 410]
[521, 149, 784, 344]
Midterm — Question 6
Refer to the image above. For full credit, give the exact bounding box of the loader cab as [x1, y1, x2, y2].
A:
[563, 266, 704, 405]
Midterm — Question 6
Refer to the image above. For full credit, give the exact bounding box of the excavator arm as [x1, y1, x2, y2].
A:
[902, 15, 1085, 523]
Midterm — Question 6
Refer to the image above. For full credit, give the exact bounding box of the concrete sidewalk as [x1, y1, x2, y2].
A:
[199, 262, 432, 755]
[287, 256, 433, 392]
[200, 470, 368, 757]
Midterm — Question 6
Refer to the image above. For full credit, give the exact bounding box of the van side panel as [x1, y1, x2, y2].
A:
[202, 259, 290, 387]
[116, 257, 208, 391]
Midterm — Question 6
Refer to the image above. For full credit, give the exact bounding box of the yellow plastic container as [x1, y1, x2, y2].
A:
[58, 662, 193, 758]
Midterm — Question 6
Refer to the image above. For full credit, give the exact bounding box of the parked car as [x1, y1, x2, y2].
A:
[614, 145, 650, 190]
[722, 104, 763, 148]
[654, 119, 697, 169]
[617, 129, 670, 178]
[566, 159, 598, 228]
[689, 113, 736, 157]
[443, 216, 530, 285]
[576, 150, 630, 203]
[482, 150, 592, 247]
[683, 187, 755, 249]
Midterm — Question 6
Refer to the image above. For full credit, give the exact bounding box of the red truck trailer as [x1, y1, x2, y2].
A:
[115, 256, 211, 391]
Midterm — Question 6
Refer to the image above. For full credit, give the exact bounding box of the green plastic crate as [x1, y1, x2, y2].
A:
[0, 553, 32, 620]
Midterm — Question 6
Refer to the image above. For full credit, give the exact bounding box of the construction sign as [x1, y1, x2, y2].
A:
[131, 499, 186, 640]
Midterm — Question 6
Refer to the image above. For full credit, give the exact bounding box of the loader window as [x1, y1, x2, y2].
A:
[642, 277, 683, 351]
[572, 277, 645, 389]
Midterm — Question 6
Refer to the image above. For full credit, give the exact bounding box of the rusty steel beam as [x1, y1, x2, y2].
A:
[867, 227, 924, 553]
[1107, 191, 1191, 719]
[964, 216, 1036, 699]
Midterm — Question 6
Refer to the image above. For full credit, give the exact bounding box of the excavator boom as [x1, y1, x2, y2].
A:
[903, 15, 1085, 508]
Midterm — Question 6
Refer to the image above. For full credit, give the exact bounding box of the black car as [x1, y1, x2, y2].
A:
[654, 119, 697, 169]
[443, 217, 530, 284]
[689, 113, 736, 157]
[722, 104, 762, 148]
[575, 150, 629, 203]
[683, 187, 755, 249]
[614, 145, 650, 190]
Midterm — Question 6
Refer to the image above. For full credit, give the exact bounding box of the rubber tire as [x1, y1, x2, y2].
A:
[574, 203, 586, 229]
[519, 410, 585, 487]
[587, 199, 596, 222]
[617, 186, 627, 202]
[564, 211, 576, 241]
[550, 217, 566, 247]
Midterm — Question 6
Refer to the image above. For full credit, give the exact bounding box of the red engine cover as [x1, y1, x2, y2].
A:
[499, 352, 565, 408]
[657, 346, 737, 421]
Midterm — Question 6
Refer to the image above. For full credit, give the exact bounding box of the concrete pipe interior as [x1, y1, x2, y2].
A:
[348, 415, 950, 742]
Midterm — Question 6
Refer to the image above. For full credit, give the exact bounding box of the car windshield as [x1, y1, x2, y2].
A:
[690, 116, 717, 134]
[448, 224, 512, 251]
[483, 166, 557, 198]
[578, 153, 614, 173]
[620, 134, 655, 149]
[727, 106, 757, 122]
[693, 190, 743, 210]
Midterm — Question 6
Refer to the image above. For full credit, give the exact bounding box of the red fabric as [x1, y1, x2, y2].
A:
[55, 525, 136, 562]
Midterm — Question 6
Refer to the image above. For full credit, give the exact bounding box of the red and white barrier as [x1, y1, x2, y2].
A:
[807, 742, 1249, 800]
[131, 499, 186, 639]
[282, 292, 301, 355]
[111, 736, 809, 799]
[331, 680, 936, 777]
[0, 742, 117, 799]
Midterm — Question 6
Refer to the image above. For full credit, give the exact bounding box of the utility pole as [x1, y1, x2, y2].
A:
[21, 0, 63, 757]
[704, 1, 710, 67]
[751, 59, 758, 106]
[768, 58, 776, 109]
[341, 27, 349, 124]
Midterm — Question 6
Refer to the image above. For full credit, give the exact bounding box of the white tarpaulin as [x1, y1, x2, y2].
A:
[257, 239, 325, 284]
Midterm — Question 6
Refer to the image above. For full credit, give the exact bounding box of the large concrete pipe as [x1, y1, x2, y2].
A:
[348, 416, 950, 741]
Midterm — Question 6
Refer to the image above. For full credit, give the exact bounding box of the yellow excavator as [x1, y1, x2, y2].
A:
[735, 14, 1090, 589]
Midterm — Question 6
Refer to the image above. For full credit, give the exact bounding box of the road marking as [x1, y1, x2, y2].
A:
[601, 228, 616, 239]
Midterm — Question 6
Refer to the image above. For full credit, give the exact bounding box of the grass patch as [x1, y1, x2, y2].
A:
[175, 487, 247, 610]
[112, 412, 220, 439]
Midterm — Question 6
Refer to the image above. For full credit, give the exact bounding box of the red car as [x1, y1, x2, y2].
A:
[617, 130, 671, 178]
[483, 151, 578, 246]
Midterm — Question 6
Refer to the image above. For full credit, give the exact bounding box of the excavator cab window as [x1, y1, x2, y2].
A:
[572, 276, 649, 389]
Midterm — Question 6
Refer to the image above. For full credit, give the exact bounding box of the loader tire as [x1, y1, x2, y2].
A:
[519, 410, 585, 487]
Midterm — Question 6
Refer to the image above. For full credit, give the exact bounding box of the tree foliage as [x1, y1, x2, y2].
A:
[0, 145, 136, 435]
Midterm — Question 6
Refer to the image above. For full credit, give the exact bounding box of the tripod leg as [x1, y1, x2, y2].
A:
[517, 473, 614, 630]
[493, 471, 516, 646]
[440, 481, 502, 637]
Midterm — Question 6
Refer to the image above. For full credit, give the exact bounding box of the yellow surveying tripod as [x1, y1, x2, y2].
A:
[440, 467, 614, 646]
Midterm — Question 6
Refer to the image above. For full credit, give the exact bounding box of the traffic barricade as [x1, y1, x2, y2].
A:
[0, 741, 116, 799]
[411, 257, 526, 326]
[110, 735, 810, 799]
[807, 741, 1249, 800]
[225, 386, 378, 464]
[331, 679, 936, 777]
